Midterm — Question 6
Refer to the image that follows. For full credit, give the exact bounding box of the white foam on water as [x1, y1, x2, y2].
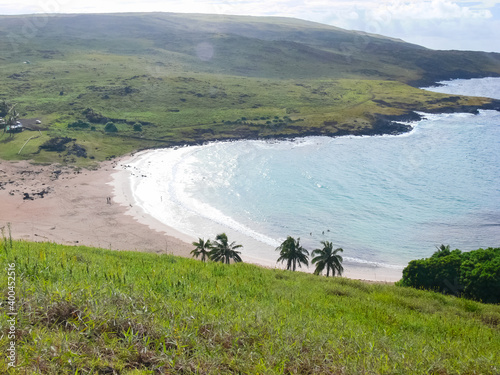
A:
[115, 77, 500, 279]
[121, 144, 283, 262]
[424, 77, 500, 99]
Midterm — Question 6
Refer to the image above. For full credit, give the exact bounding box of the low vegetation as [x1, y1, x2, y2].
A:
[1, 237, 499, 374]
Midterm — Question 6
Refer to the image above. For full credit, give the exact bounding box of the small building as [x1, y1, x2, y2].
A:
[6, 123, 23, 133]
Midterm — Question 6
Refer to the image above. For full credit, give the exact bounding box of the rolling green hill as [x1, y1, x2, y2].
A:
[1, 12, 500, 165]
[1, 239, 499, 374]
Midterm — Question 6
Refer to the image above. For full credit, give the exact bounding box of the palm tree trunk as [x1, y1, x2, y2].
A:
[327, 267, 330, 277]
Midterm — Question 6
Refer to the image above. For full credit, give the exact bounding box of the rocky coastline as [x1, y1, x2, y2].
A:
[156, 98, 500, 148]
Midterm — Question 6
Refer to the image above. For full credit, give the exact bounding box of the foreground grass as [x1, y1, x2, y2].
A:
[1, 240, 499, 374]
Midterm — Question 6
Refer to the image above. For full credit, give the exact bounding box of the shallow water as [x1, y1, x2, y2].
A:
[123, 77, 500, 277]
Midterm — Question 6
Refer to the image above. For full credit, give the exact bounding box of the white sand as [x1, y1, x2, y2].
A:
[0, 158, 193, 256]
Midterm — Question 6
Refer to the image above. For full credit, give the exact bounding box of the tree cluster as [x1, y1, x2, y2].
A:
[191, 233, 242, 264]
[397, 246, 500, 304]
[191, 234, 345, 277]
[276, 236, 344, 277]
[39, 137, 75, 152]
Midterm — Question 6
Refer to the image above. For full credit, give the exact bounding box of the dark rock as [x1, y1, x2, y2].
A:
[377, 111, 423, 123]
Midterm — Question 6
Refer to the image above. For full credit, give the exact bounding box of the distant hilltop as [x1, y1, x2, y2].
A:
[2, 12, 500, 86]
[0, 13, 500, 86]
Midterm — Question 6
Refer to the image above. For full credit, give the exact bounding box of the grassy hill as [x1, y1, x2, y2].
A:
[1, 13, 500, 165]
[1, 238, 499, 374]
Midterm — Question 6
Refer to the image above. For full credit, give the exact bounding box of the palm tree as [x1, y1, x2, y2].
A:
[209, 233, 243, 264]
[433, 244, 451, 258]
[276, 236, 309, 271]
[191, 238, 212, 262]
[311, 241, 344, 277]
[1, 102, 18, 135]
[5, 103, 18, 126]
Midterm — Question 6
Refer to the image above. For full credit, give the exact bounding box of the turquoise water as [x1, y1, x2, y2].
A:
[126, 78, 500, 274]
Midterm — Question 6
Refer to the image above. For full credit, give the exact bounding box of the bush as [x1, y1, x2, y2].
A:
[460, 248, 500, 304]
[39, 137, 74, 152]
[104, 122, 118, 133]
[68, 120, 90, 129]
[133, 123, 142, 132]
[398, 247, 500, 303]
[83, 108, 108, 123]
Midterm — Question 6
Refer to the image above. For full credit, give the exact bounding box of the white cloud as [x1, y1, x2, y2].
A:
[372, 0, 492, 21]
[303, 0, 499, 51]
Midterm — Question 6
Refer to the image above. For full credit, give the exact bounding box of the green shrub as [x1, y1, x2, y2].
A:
[133, 123, 142, 132]
[460, 248, 500, 304]
[104, 122, 118, 132]
[398, 247, 500, 303]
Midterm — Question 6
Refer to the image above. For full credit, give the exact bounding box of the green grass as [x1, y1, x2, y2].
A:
[1, 13, 499, 165]
[1, 59, 492, 166]
[1, 239, 499, 374]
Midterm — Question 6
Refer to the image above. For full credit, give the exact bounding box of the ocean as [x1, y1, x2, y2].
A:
[121, 77, 500, 280]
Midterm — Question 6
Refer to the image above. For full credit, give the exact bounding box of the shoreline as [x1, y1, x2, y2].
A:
[110, 154, 196, 247]
[0, 156, 402, 282]
[7, 77, 498, 283]
[113, 146, 405, 283]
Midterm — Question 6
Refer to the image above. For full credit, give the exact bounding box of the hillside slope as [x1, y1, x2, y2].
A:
[1, 240, 499, 373]
[1, 13, 500, 164]
[3, 13, 500, 83]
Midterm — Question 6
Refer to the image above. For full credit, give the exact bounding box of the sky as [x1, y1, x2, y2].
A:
[0, 0, 499, 52]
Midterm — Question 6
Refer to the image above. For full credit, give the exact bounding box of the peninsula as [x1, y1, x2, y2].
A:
[1, 12, 500, 165]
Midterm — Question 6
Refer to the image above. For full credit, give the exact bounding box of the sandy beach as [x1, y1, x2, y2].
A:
[0, 157, 193, 256]
[0, 156, 400, 282]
